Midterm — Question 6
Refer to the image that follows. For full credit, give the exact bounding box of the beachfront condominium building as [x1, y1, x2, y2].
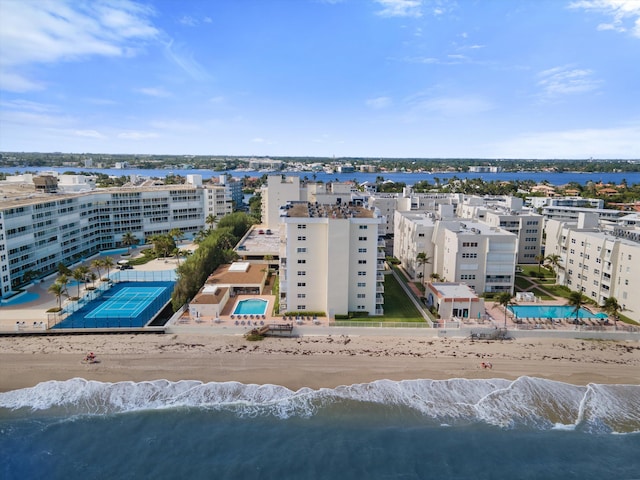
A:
[261, 175, 302, 229]
[545, 213, 640, 322]
[0, 185, 204, 298]
[457, 196, 543, 264]
[432, 220, 517, 294]
[278, 201, 385, 317]
[393, 210, 436, 281]
[394, 210, 517, 294]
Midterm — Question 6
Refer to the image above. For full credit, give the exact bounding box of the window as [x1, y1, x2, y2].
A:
[297, 293, 306, 298]
[297, 236, 306, 241]
[461, 253, 477, 259]
[357, 271, 366, 276]
[462, 242, 478, 247]
[297, 305, 307, 310]
[358, 248, 367, 253]
[297, 271, 306, 276]
[571, 238, 576, 244]
[358, 260, 367, 264]
[297, 224, 307, 229]
[297, 247, 307, 253]
[357, 293, 366, 298]
[358, 236, 367, 241]
[297, 259, 306, 264]
[357, 282, 366, 287]
[359, 225, 368, 230]
[297, 282, 306, 287]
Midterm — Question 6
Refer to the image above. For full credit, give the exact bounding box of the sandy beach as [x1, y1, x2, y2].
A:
[1, 333, 639, 392]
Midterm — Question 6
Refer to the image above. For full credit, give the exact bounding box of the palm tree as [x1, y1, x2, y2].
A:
[416, 252, 431, 284]
[496, 292, 515, 328]
[544, 254, 562, 275]
[534, 254, 545, 273]
[48, 281, 68, 309]
[194, 229, 208, 244]
[603, 296, 621, 328]
[169, 228, 184, 245]
[91, 258, 104, 280]
[103, 257, 114, 280]
[72, 266, 89, 298]
[205, 214, 217, 231]
[121, 232, 139, 254]
[567, 290, 585, 325]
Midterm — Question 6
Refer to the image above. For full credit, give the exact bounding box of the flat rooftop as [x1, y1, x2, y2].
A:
[236, 226, 280, 255]
[283, 201, 375, 219]
[429, 282, 479, 300]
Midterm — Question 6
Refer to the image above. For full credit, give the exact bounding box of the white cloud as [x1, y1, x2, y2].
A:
[537, 65, 602, 98]
[251, 137, 266, 143]
[569, 0, 640, 37]
[163, 39, 210, 81]
[118, 131, 159, 140]
[375, 0, 423, 18]
[0, 0, 158, 92]
[136, 87, 171, 97]
[491, 124, 640, 158]
[179, 15, 198, 27]
[73, 129, 105, 139]
[410, 95, 494, 116]
[366, 96, 393, 109]
[0, 99, 56, 113]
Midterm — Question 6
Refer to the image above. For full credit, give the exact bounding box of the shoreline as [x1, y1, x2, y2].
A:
[1, 334, 639, 392]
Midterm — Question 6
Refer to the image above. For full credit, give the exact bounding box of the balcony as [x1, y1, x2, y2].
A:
[377, 272, 385, 282]
[376, 294, 384, 303]
[377, 250, 385, 259]
[376, 284, 384, 294]
[375, 308, 384, 316]
[378, 239, 386, 248]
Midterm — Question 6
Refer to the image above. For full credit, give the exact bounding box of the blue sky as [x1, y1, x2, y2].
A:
[1, 0, 639, 159]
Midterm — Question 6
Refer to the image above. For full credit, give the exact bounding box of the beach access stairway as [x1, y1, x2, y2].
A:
[257, 323, 294, 337]
[469, 328, 509, 341]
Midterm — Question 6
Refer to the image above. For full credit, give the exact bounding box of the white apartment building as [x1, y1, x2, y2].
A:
[432, 220, 517, 294]
[457, 196, 543, 264]
[393, 211, 436, 281]
[393, 211, 517, 293]
[279, 201, 385, 317]
[0, 185, 205, 297]
[545, 214, 640, 322]
[204, 185, 233, 219]
[526, 196, 604, 210]
[260, 175, 302, 229]
[538, 205, 625, 224]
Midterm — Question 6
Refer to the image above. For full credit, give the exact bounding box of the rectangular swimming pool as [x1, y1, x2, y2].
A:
[233, 298, 268, 315]
[54, 281, 174, 329]
[508, 305, 607, 319]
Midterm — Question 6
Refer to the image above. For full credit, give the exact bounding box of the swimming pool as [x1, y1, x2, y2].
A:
[508, 305, 607, 319]
[233, 298, 268, 315]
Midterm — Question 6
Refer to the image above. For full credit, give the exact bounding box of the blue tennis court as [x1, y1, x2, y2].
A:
[53, 281, 174, 329]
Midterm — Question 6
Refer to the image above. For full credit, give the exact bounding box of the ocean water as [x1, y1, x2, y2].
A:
[1, 377, 639, 480]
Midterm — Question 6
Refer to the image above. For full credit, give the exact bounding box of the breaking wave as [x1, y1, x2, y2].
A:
[1, 377, 639, 433]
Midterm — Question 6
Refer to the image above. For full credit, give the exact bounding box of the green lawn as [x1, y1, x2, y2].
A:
[515, 275, 534, 290]
[541, 284, 572, 299]
[519, 264, 555, 280]
[378, 272, 425, 322]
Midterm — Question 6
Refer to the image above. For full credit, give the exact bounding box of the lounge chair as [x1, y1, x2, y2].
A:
[235, 320, 239, 326]
[241, 320, 245, 326]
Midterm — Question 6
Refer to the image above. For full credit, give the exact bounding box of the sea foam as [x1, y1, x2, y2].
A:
[1, 377, 638, 433]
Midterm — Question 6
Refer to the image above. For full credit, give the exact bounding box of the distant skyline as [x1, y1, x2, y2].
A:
[1, 0, 639, 159]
